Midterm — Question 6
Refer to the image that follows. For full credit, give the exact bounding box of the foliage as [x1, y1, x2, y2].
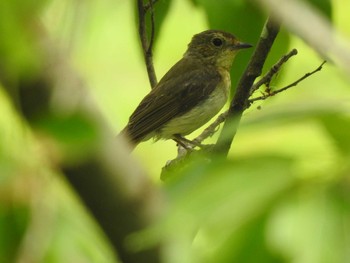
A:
[1, 0, 350, 263]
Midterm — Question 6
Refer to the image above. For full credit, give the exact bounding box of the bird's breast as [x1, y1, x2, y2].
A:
[217, 67, 231, 97]
[157, 68, 231, 139]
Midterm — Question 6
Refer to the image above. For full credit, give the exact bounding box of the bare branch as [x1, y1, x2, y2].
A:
[144, 0, 159, 11]
[249, 60, 326, 103]
[137, 0, 158, 88]
[250, 48, 298, 95]
[147, 0, 156, 55]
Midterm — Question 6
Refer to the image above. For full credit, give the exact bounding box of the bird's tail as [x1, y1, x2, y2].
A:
[116, 126, 138, 152]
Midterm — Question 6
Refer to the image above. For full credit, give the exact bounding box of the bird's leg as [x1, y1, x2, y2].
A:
[173, 134, 203, 149]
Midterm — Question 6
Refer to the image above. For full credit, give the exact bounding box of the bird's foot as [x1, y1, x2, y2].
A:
[173, 135, 206, 150]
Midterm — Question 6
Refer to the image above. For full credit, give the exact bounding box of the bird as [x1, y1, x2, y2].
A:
[119, 30, 251, 150]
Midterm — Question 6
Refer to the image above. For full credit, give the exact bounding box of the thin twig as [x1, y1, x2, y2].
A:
[193, 111, 228, 144]
[249, 60, 326, 103]
[250, 48, 298, 95]
[144, 0, 159, 11]
[148, 0, 156, 55]
[137, 0, 158, 88]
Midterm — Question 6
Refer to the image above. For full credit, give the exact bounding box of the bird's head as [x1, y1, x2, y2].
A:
[185, 30, 252, 69]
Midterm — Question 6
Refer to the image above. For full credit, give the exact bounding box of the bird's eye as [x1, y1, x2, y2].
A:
[212, 37, 223, 47]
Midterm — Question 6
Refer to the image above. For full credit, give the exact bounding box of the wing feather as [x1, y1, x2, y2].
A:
[125, 58, 222, 143]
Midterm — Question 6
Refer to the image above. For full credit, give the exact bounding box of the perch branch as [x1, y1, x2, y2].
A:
[214, 17, 280, 155]
[164, 17, 280, 172]
[161, 56, 322, 175]
[163, 29, 324, 172]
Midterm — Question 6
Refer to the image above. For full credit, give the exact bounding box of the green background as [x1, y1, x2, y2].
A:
[1, 0, 350, 262]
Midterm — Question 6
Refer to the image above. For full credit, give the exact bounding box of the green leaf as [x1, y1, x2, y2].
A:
[0, 205, 30, 263]
[319, 113, 350, 156]
[306, 0, 332, 19]
[267, 183, 350, 263]
[166, 155, 295, 217]
[35, 113, 100, 163]
[132, 155, 296, 262]
[209, 215, 283, 263]
[0, 0, 47, 82]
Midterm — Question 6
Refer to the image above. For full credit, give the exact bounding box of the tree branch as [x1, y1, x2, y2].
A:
[249, 60, 326, 103]
[193, 111, 228, 144]
[161, 53, 324, 176]
[162, 18, 280, 174]
[144, 0, 159, 12]
[250, 48, 298, 95]
[137, 0, 158, 88]
[148, 0, 156, 56]
[191, 49, 297, 146]
[214, 17, 280, 156]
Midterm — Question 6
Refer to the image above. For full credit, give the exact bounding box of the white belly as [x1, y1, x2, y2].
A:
[157, 79, 230, 139]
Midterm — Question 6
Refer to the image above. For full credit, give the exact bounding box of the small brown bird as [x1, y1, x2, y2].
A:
[120, 30, 251, 150]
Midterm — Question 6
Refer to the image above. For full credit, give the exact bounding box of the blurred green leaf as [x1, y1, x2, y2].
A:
[132, 155, 296, 262]
[42, 193, 118, 263]
[166, 154, 294, 201]
[307, 0, 332, 19]
[0, 205, 30, 263]
[36, 113, 99, 163]
[183, 156, 294, 263]
[209, 215, 283, 263]
[267, 182, 350, 263]
[319, 113, 350, 156]
[0, 0, 47, 82]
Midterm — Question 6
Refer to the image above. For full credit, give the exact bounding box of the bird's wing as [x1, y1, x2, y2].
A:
[125, 59, 222, 143]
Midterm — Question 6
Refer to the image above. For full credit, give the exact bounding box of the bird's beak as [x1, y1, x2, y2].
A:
[233, 42, 253, 50]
